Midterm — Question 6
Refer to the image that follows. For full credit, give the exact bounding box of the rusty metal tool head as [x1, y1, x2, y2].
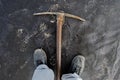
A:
[33, 12, 86, 80]
[33, 12, 86, 21]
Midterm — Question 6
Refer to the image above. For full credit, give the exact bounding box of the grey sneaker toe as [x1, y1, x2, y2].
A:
[33, 49, 47, 66]
[70, 55, 85, 76]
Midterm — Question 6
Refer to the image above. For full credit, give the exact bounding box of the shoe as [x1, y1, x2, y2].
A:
[33, 49, 47, 67]
[70, 55, 85, 76]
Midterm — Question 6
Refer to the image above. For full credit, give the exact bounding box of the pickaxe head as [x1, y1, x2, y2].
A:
[33, 12, 86, 22]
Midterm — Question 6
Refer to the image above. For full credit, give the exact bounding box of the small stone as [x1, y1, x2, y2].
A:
[44, 33, 51, 38]
[50, 19, 55, 23]
[17, 29, 23, 37]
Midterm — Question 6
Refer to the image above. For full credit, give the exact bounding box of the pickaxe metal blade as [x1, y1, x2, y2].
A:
[33, 12, 86, 21]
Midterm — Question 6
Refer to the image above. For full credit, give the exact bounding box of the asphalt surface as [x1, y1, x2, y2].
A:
[0, 0, 120, 80]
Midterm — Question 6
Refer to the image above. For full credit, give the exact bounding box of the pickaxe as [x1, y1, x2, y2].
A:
[33, 12, 86, 80]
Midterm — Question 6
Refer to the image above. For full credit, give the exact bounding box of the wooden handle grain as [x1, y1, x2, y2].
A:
[56, 14, 64, 80]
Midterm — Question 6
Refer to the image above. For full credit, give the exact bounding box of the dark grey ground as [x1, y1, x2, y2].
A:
[0, 0, 120, 80]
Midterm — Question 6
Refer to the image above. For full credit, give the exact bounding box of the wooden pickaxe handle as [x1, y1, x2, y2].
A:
[33, 12, 85, 80]
[56, 13, 64, 80]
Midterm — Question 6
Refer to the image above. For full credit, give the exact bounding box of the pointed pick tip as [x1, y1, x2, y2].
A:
[33, 13, 39, 15]
[77, 17, 86, 22]
[78, 18, 86, 22]
[82, 19, 86, 22]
